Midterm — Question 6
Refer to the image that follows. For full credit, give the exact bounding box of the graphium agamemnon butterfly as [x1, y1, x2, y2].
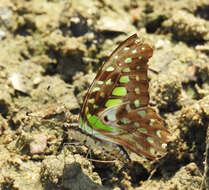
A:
[69, 34, 169, 162]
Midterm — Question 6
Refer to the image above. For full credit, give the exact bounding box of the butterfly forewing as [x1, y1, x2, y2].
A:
[79, 34, 169, 160]
[81, 34, 151, 118]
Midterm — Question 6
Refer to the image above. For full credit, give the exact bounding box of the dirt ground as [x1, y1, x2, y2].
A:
[0, 0, 209, 189]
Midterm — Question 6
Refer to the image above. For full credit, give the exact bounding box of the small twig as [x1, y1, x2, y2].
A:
[148, 67, 160, 74]
[201, 124, 209, 190]
[87, 158, 116, 163]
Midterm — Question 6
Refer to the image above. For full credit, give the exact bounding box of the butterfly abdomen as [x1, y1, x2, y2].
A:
[68, 125, 131, 163]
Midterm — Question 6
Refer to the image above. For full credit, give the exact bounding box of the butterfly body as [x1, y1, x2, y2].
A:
[68, 125, 131, 162]
[76, 34, 169, 162]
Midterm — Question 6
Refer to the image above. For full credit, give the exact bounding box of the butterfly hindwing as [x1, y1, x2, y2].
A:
[97, 104, 169, 159]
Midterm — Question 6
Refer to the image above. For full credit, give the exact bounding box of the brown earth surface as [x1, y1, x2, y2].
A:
[0, 0, 209, 189]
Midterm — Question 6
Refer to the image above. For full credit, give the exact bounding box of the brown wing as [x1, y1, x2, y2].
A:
[80, 34, 152, 120]
[97, 104, 169, 159]
[79, 34, 169, 159]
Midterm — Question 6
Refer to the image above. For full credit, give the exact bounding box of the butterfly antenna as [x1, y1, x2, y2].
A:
[148, 67, 160, 74]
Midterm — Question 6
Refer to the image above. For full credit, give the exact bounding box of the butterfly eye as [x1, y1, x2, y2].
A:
[104, 116, 108, 122]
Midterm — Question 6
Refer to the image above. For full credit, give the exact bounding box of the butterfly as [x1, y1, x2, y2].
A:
[69, 34, 169, 162]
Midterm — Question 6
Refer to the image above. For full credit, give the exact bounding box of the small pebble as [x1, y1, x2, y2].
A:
[0, 29, 6, 40]
[29, 134, 47, 154]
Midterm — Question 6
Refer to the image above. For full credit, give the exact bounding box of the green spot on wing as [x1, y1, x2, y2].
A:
[125, 57, 132, 63]
[137, 110, 147, 118]
[87, 113, 96, 122]
[97, 80, 104, 85]
[119, 76, 130, 83]
[92, 87, 100, 92]
[88, 99, 95, 104]
[150, 148, 155, 155]
[123, 68, 131, 72]
[138, 128, 147, 134]
[156, 130, 162, 138]
[112, 87, 127, 96]
[124, 135, 143, 150]
[100, 92, 105, 98]
[106, 66, 114, 71]
[121, 117, 131, 124]
[124, 134, 135, 142]
[105, 99, 122, 107]
[134, 88, 140, 94]
[134, 100, 140, 107]
[93, 104, 99, 109]
[87, 114, 113, 131]
[132, 49, 137, 54]
[123, 134, 143, 150]
[147, 137, 154, 144]
[134, 122, 140, 127]
[106, 79, 112, 85]
[149, 119, 155, 126]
